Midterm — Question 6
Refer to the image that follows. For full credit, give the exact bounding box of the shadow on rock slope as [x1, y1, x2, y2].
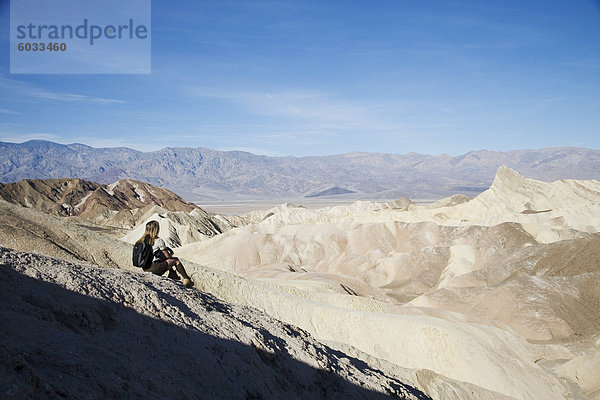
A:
[0, 247, 429, 400]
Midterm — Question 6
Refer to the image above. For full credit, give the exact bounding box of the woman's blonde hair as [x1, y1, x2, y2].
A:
[137, 220, 159, 245]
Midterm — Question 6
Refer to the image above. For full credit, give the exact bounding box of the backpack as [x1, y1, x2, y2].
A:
[132, 241, 153, 268]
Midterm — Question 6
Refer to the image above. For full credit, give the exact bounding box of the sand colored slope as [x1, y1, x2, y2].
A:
[176, 221, 537, 295]
[168, 166, 600, 399]
[180, 230, 600, 342]
[554, 345, 600, 399]
[121, 209, 244, 248]
[0, 200, 131, 269]
[409, 234, 600, 341]
[182, 258, 573, 400]
[176, 168, 599, 343]
[410, 268, 600, 342]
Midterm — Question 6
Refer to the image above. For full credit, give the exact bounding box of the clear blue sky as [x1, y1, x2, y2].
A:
[0, 0, 599, 156]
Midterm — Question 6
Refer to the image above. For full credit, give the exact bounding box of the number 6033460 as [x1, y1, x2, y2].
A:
[17, 42, 67, 51]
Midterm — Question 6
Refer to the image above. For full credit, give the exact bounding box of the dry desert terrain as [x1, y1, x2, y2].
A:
[1, 166, 599, 400]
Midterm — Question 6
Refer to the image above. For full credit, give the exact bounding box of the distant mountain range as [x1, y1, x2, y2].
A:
[1, 140, 599, 201]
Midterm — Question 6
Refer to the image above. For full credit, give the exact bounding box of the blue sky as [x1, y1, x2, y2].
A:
[0, 0, 599, 156]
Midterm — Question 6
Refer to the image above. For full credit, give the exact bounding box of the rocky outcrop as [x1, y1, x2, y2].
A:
[0, 178, 101, 216]
[0, 177, 197, 219]
[0, 177, 244, 233]
[122, 209, 245, 248]
[0, 200, 132, 269]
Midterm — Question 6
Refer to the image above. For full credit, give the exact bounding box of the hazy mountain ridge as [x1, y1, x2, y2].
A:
[1, 140, 599, 200]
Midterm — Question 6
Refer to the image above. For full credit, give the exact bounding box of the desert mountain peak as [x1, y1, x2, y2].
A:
[491, 165, 525, 186]
[478, 165, 600, 219]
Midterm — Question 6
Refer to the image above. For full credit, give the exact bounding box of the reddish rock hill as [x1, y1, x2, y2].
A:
[0, 178, 101, 216]
[0, 178, 199, 224]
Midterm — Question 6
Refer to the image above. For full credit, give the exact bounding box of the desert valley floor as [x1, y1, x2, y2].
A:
[1, 166, 599, 400]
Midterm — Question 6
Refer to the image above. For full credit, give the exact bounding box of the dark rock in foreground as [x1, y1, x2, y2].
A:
[0, 247, 429, 400]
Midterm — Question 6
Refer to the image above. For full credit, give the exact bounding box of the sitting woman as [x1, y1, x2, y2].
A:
[137, 220, 194, 287]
